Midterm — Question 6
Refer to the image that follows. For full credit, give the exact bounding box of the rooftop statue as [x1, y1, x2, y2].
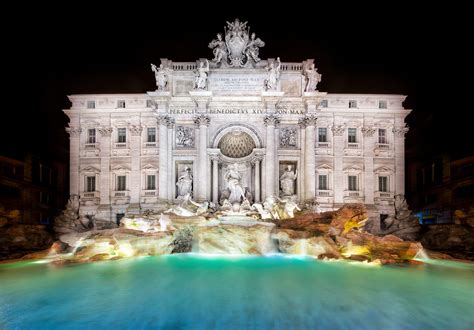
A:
[304, 63, 322, 92]
[151, 63, 170, 91]
[208, 18, 265, 67]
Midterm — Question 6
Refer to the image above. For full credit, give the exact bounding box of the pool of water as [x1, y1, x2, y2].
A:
[1, 255, 473, 329]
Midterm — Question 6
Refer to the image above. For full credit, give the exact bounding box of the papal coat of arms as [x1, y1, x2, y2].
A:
[208, 18, 265, 68]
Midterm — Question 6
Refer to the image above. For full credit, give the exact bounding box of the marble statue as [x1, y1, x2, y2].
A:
[264, 57, 281, 91]
[279, 196, 301, 219]
[176, 126, 194, 147]
[208, 18, 265, 67]
[194, 59, 210, 89]
[252, 203, 273, 220]
[208, 33, 227, 65]
[176, 167, 193, 198]
[165, 194, 209, 217]
[304, 63, 322, 92]
[151, 63, 169, 91]
[394, 194, 411, 219]
[224, 163, 246, 203]
[244, 32, 265, 63]
[280, 165, 297, 197]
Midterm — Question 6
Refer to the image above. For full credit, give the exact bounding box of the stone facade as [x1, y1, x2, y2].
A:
[63, 19, 410, 231]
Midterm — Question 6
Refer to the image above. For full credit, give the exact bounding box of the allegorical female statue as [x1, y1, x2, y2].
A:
[208, 33, 227, 65]
[151, 63, 169, 91]
[280, 165, 297, 196]
[194, 59, 210, 90]
[176, 167, 193, 197]
[304, 63, 322, 92]
[224, 163, 246, 203]
[264, 57, 281, 91]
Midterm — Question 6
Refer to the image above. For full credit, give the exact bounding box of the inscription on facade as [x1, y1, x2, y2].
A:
[209, 75, 265, 92]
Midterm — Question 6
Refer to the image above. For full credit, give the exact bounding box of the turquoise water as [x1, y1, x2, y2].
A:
[1, 255, 473, 329]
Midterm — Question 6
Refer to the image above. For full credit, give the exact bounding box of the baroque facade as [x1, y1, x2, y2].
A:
[63, 19, 410, 231]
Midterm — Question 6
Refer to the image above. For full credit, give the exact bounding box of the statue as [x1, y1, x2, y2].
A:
[224, 163, 246, 204]
[176, 167, 193, 198]
[244, 32, 265, 63]
[394, 194, 411, 219]
[208, 33, 227, 65]
[280, 165, 297, 197]
[304, 63, 322, 92]
[279, 196, 301, 219]
[264, 57, 281, 91]
[194, 59, 210, 90]
[165, 194, 209, 217]
[151, 63, 169, 91]
[176, 126, 194, 147]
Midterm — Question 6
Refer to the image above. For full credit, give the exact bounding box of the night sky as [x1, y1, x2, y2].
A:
[3, 4, 470, 162]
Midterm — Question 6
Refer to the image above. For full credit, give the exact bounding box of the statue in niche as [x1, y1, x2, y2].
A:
[176, 167, 193, 198]
[304, 63, 322, 92]
[280, 165, 297, 197]
[208, 33, 227, 65]
[264, 57, 281, 91]
[151, 63, 169, 91]
[194, 59, 210, 90]
[176, 126, 194, 147]
[244, 32, 265, 63]
[280, 128, 297, 147]
[224, 163, 246, 204]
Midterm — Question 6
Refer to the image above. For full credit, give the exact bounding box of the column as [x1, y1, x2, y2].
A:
[210, 154, 219, 204]
[362, 126, 376, 204]
[66, 126, 81, 196]
[167, 119, 175, 200]
[98, 126, 113, 206]
[298, 123, 306, 201]
[195, 114, 210, 201]
[129, 125, 143, 205]
[158, 116, 169, 201]
[254, 157, 262, 202]
[303, 115, 317, 201]
[332, 124, 345, 204]
[264, 114, 279, 198]
[393, 124, 409, 195]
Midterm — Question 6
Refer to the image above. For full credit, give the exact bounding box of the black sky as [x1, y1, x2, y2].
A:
[3, 4, 471, 161]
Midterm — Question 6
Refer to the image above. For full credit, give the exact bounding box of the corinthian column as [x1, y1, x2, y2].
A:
[194, 114, 210, 201]
[129, 125, 143, 205]
[210, 154, 220, 204]
[301, 115, 317, 201]
[264, 114, 280, 198]
[98, 126, 113, 207]
[158, 115, 170, 201]
[393, 124, 409, 195]
[66, 126, 82, 196]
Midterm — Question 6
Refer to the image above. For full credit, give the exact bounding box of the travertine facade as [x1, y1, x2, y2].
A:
[63, 19, 410, 231]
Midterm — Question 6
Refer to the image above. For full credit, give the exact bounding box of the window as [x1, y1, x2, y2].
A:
[39, 191, 50, 204]
[117, 176, 126, 191]
[87, 101, 95, 109]
[116, 213, 125, 226]
[118, 128, 126, 143]
[117, 100, 126, 108]
[348, 128, 357, 143]
[86, 176, 96, 192]
[147, 128, 156, 142]
[378, 129, 387, 144]
[379, 176, 388, 192]
[348, 176, 357, 191]
[146, 175, 156, 190]
[349, 100, 357, 108]
[318, 175, 328, 190]
[320, 100, 328, 108]
[87, 129, 96, 144]
[379, 100, 387, 109]
[146, 100, 154, 108]
[318, 128, 327, 142]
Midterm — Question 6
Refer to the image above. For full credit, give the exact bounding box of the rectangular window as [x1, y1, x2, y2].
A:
[117, 176, 126, 191]
[318, 175, 328, 190]
[349, 100, 357, 108]
[379, 100, 387, 109]
[86, 176, 96, 192]
[147, 175, 156, 190]
[318, 128, 327, 142]
[348, 128, 357, 143]
[118, 128, 126, 143]
[87, 129, 96, 143]
[117, 100, 126, 108]
[378, 129, 387, 144]
[87, 101, 95, 109]
[319, 100, 328, 108]
[147, 128, 156, 142]
[348, 175, 357, 191]
[379, 176, 388, 192]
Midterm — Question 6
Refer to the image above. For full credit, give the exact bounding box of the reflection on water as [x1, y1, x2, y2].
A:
[1, 255, 473, 329]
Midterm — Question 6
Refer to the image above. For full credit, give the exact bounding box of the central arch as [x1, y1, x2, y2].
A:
[211, 123, 263, 149]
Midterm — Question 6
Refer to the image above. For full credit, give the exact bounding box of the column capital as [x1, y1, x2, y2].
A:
[263, 114, 280, 127]
[194, 113, 210, 127]
[362, 126, 376, 137]
[393, 125, 409, 137]
[129, 125, 143, 136]
[331, 125, 345, 136]
[157, 115, 174, 128]
[298, 114, 317, 128]
[209, 153, 220, 162]
[65, 126, 82, 137]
